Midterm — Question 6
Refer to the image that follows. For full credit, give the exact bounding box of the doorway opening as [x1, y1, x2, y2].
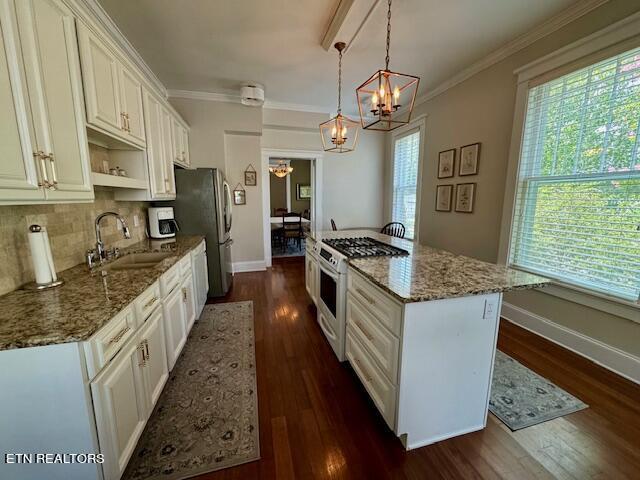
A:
[261, 149, 323, 267]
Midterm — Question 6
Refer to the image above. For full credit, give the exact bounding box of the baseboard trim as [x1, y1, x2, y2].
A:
[232, 260, 267, 273]
[501, 302, 640, 385]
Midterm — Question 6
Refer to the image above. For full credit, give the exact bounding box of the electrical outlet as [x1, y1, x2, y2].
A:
[483, 299, 496, 319]
[133, 215, 140, 227]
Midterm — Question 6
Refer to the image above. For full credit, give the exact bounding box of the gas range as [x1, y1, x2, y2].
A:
[313, 236, 409, 274]
[323, 237, 409, 259]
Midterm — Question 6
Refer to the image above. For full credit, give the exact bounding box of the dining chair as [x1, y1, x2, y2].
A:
[283, 212, 303, 250]
[330, 218, 337, 231]
[380, 222, 406, 239]
[274, 207, 287, 216]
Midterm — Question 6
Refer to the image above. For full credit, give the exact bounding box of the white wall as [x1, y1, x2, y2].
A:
[169, 102, 386, 265]
[262, 108, 386, 231]
[383, 0, 640, 359]
[224, 133, 264, 264]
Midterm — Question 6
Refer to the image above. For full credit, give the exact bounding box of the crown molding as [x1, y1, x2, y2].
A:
[168, 89, 333, 114]
[70, 0, 167, 97]
[415, 0, 609, 106]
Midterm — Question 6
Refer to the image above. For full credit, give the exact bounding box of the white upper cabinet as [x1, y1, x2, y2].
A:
[0, 1, 43, 202]
[172, 117, 190, 168]
[0, 0, 93, 204]
[142, 88, 176, 200]
[161, 106, 176, 195]
[77, 22, 146, 149]
[118, 64, 146, 146]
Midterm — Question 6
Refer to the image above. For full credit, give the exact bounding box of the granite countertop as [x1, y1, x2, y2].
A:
[308, 230, 549, 303]
[0, 235, 204, 351]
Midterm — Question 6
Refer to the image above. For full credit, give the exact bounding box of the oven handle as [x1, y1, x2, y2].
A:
[318, 312, 338, 341]
[318, 257, 339, 279]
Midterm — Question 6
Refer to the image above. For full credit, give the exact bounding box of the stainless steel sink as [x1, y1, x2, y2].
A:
[100, 252, 173, 271]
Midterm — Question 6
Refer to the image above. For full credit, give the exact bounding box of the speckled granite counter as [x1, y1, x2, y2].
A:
[307, 230, 548, 303]
[0, 235, 204, 351]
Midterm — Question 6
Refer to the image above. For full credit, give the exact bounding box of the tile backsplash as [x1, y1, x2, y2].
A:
[0, 188, 148, 295]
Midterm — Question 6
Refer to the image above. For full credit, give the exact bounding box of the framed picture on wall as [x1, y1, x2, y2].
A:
[459, 143, 480, 176]
[233, 184, 246, 205]
[296, 184, 311, 200]
[435, 185, 453, 211]
[437, 149, 456, 178]
[244, 164, 257, 186]
[455, 183, 476, 213]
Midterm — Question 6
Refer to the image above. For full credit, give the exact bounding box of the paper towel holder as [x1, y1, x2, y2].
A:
[21, 224, 65, 291]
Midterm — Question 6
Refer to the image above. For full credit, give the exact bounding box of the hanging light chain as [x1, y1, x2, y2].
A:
[385, 0, 392, 71]
[337, 47, 342, 114]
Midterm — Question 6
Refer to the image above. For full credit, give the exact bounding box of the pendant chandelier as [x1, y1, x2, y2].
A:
[319, 42, 359, 153]
[269, 160, 293, 178]
[355, 0, 419, 131]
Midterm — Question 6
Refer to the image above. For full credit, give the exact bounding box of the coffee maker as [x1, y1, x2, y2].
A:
[148, 207, 179, 239]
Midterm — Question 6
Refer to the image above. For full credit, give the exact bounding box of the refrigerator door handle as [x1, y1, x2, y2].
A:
[224, 181, 233, 233]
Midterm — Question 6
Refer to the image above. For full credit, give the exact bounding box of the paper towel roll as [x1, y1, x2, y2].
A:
[28, 225, 56, 285]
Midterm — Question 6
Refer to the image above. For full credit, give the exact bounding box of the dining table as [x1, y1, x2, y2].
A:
[270, 216, 311, 226]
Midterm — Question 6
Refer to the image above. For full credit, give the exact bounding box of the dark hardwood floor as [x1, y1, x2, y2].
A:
[204, 257, 640, 479]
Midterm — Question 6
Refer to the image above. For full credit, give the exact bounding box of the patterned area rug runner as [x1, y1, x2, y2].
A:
[490, 350, 588, 431]
[124, 301, 259, 480]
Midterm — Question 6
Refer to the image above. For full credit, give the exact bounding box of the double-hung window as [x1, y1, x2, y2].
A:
[391, 128, 421, 239]
[509, 47, 640, 302]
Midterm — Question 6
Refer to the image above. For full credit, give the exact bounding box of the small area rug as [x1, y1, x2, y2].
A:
[489, 350, 588, 431]
[124, 301, 259, 480]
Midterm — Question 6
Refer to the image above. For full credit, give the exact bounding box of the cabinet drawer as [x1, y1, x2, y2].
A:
[346, 330, 397, 429]
[160, 264, 181, 297]
[348, 270, 402, 336]
[346, 293, 399, 384]
[135, 281, 161, 323]
[84, 305, 136, 380]
[179, 255, 192, 278]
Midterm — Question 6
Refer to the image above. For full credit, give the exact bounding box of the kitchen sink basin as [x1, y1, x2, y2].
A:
[101, 252, 173, 271]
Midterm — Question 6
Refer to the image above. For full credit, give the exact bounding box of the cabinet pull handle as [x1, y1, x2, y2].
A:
[120, 112, 126, 131]
[42, 153, 58, 190]
[182, 287, 187, 303]
[356, 288, 375, 305]
[355, 320, 374, 341]
[108, 326, 130, 346]
[125, 113, 131, 132]
[144, 296, 158, 309]
[354, 357, 372, 383]
[144, 339, 150, 362]
[138, 343, 146, 366]
[33, 151, 50, 189]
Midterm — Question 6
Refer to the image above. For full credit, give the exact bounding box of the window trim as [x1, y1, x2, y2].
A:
[499, 15, 640, 320]
[388, 116, 426, 241]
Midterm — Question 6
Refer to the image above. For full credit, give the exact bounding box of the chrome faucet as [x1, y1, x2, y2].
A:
[88, 212, 131, 268]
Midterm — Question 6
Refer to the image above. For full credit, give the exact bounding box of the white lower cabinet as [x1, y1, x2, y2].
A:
[182, 273, 196, 332]
[139, 308, 169, 412]
[163, 283, 187, 371]
[305, 250, 318, 305]
[91, 335, 148, 480]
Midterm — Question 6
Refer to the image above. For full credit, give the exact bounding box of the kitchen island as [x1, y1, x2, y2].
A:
[305, 230, 548, 450]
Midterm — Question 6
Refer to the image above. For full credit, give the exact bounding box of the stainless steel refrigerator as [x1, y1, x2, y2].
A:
[169, 168, 233, 297]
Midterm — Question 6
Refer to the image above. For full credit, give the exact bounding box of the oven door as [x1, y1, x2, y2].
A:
[318, 258, 338, 320]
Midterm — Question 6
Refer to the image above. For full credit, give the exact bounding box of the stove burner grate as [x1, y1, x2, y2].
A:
[323, 237, 409, 259]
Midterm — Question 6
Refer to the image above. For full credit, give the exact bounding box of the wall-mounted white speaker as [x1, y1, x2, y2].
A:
[240, 84, 265, 106]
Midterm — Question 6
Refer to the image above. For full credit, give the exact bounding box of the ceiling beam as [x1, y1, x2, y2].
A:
[321, 0, 381, 53]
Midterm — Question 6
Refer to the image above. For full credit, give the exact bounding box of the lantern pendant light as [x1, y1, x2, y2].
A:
[356, 0, 419, 131]
[319, 42, 359, 153]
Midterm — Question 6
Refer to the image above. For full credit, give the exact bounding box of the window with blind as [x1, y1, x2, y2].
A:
[392, 129, 421, 239]
[510, 47, 640, 302]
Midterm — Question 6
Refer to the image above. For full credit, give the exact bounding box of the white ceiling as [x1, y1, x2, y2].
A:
[98, 0, 582, 111]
